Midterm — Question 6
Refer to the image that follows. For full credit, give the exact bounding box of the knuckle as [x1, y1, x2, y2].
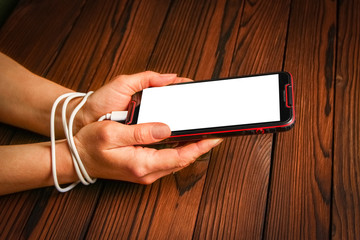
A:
[111, 75, 124, 84]
[130, 166, 148, 179]
[111, 74, 129, 87]
[177, 159, 191, 168]
[175, 149, 196, 168]
[96, 122, 114, 142]
[139, 177, 156, 185]
[144, 70, 155, 75]
[129, 149, 156, 179]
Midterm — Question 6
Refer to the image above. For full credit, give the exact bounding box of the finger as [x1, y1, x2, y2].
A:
[174, 77, 193, 83]
[144, 164, 186, 183]
[136, 167, 181, 185]
[97, 121, 172, 147]
[102, 137, 222, 183]
[119, 71, 180, 94]
[134, 139, 223, 184]
[139, 138, 223, 173]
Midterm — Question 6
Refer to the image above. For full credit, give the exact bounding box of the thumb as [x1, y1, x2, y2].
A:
[120, 122, 171, 145]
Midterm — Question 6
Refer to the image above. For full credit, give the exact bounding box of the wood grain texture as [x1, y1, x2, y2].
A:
[47, 0, 172, 91]
[0, 189, 48, 239]
[27, 186, 101, 239]
[264, 0, 336, 239]
[193, 0, 291, 238]
[146, 0, 243, 80]
[332, 0, 360, 239]
[0, 0, 86, 76]
[0, 123, 16, 145]
[194, 135, 273, 239]
[1, 0, 360, 238]
[86, 161, 210, 239]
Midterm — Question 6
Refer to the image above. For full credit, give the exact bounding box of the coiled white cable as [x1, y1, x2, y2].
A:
[51, 92, 128, 192]
[61, 93, 89, 186]
[51, 92, 95, 192]
[64, 92, 96, 185]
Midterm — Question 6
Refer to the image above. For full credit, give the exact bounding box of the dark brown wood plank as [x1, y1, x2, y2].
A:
[86, 164, 210, 239]
[193, 0, 291, 238]
[264, 0, 336, 239]
[0, 189, 50, 239]
[332, 0, 360, 238]
[146, 0, 243, 79]
[195, 135, 273, 238]
[40, 0, 131, 89]
[25, 186, 101, 239]
[0, 0, 86, 75]
[85, 0, 245, 238]
[47, 0, 169, 90]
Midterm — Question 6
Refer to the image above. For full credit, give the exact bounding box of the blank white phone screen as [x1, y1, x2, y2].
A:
[137, 74, 281, 131]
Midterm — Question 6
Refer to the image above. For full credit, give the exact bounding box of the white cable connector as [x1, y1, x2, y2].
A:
[51, 91, 128, 192]
[98, 111, 128, 122]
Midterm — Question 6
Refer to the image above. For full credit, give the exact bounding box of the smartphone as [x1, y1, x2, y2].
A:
[126, 72, 295, 142]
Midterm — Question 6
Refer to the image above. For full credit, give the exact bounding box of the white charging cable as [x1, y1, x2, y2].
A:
[50, 92, 128, 192]
[97, 111, 128, 122]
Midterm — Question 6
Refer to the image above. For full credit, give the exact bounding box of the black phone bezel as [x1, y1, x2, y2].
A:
[126, 72, 295, 140]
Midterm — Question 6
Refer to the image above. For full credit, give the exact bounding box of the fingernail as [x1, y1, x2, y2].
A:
[211, 138, 223, 147]
[160, 73, 177, 79]
[152, 124, 171, 139]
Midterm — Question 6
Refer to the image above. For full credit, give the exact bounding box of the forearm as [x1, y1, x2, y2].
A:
[0, 53, 84, 137]
[0, 141, 77, 195]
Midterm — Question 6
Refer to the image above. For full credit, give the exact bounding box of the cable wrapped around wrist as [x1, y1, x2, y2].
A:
[50, 91, 96, 192]
[51, 92, 128, 192]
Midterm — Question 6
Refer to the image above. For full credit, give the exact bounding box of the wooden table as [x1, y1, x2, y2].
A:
[0, 0, 359, 239]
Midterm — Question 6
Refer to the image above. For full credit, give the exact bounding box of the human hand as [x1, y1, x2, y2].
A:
[77, 71, 191, 130]
[74, 120, 222, 184]
[69, 71, 222, 184]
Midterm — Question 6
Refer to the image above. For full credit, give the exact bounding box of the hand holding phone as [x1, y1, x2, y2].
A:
[126, 72, 295, 142]
[72, 72, 224, 185]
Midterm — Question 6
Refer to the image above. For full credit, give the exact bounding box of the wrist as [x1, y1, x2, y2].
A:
[59, 93, 95, 136]
[55, 140, 78, 184]
[76, 94, 99, 128]
[67, 97, 86, 134]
